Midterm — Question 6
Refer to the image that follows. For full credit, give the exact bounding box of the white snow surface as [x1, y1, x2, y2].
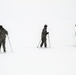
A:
[0, 47, 76, 75]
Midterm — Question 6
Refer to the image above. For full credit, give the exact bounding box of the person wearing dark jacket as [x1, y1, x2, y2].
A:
[40, 25, 49, 48]
[0, 25, 8, 52]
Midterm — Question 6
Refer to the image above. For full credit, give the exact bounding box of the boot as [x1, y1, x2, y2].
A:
[4, 50, 6, 53]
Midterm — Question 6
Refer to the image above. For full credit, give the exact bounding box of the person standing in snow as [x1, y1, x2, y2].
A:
[40, 24, 49, 48]
[75, 24, 76, 36]
[0, 25, 8, 52]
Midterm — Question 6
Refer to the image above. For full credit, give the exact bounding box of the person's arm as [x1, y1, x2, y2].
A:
[42, 29, 49, 35]
[3, 28, 8, 35]
[47, 32, 49, 34]
[45, 30, 49, 35]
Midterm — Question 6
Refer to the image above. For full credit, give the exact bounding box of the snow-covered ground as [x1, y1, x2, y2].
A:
[0, 47, 76, 75]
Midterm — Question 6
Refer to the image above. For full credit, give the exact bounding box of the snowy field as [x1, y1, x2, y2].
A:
[0, 0, 76, 75]
[0, 47, 76, 75]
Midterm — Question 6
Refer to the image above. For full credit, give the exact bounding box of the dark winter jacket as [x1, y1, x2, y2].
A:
[0, 28, 8, 42]
[41, 28, 49, 40]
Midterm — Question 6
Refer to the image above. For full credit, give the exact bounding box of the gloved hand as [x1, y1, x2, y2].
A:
[47, 32, 49, 34]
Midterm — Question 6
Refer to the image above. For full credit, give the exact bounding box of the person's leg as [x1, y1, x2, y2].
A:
[40, 40, 44, 47]
[44, 40, 47, 48]
[3, 39, 6, 52]
[0, 43, 1, 52]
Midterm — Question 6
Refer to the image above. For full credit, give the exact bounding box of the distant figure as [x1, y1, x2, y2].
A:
[40, 24, 49, 48]
[75, 24, 76, 36]
[0, 25, 8, 52]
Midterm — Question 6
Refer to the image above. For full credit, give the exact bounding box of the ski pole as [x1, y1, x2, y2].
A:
[7, 35, 13, 52]
[37, 40, 41, 48]
[48, 34, 51, 48]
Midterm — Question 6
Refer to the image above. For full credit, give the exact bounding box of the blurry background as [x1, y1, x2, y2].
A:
[0, 0, 76, 50]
